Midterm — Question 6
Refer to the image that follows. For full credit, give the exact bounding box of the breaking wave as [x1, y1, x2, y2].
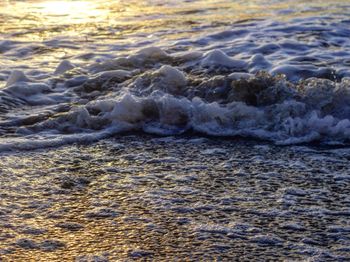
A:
[1, 17, 350, 151]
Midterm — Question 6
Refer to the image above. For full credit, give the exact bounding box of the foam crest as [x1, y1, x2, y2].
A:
[201, 49, 247, 69]
[2, 14, 350, 151]
[5, 74, 348, 151]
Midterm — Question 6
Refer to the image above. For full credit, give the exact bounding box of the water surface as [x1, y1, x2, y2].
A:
[0, 0, 350, 260]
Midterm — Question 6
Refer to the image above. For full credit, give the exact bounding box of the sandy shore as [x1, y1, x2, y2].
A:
[0, 136, 349, 261]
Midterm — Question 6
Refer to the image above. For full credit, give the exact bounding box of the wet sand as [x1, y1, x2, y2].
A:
[0, 136, 349, 261]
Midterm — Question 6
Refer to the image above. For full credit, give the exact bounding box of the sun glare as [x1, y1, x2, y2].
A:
[39, 1, 99, 17]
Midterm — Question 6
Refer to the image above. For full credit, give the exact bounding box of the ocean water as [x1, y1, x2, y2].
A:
[0, 0, 350, 260]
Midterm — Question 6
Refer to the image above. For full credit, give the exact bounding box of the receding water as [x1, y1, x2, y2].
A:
[1, 136, 350, 261]
[0, 0, 350, 261]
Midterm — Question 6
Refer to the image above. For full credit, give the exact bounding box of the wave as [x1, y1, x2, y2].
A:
[1, 33, 350, 151]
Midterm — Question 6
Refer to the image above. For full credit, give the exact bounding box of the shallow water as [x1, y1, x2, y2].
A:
[0, 136, 350, 261]
[0, 0, 350, 261]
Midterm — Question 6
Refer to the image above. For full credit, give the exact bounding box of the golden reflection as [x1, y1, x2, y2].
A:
[0, 0, 330, 42]
[38, 0, 100, 18]
[39, 1, 89, 16]
[0, 0, 347, 70]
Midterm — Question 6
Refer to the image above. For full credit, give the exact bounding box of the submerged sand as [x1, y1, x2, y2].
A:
[0, 136, 349, 261]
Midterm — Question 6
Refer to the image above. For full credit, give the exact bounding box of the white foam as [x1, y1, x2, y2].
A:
[108, 94, 146, 125]
[4, 84, 348, 151]
[0, 127, 121, 152]
[134, 46, 169, 60]
[248, 54, 272, 72]
[153, 65, 187, 94]
[201, 49, 247, 68]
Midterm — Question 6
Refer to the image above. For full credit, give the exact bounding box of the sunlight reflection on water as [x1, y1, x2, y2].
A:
[0, 0, 347, 71]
